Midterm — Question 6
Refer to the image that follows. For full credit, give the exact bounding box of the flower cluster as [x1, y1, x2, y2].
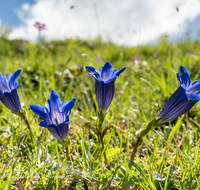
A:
[34, 22, 47, 32]
[0, 64, 199, 148]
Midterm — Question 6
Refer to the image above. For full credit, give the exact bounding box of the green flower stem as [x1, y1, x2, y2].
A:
[97, 110, 108, 166]
[14, 108, 33, 136]
[58, 137, 71, 161]
[129, 137, 142, 166]
[66, 146, 70, 161]
[100, 132, 108, 166]
[130, 116, 160, 165]
[24, 117, 33, 137]
[97, 110, 106, 133]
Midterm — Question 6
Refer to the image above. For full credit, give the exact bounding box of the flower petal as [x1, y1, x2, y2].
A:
[48, 126, 62, 140]
[39, 121, 48, 127]
[56, 123, 69, 140]
[95, 80, 104, 111]
[0, 74, 10, 94]
[106, 75, 117, 83]
[9, 89, 21, 111]
[49, 90, 63, 124]
[99, 61, 113, 80]
[160, 98, 197, 123]
[115, 67, 127, 76]
[0, 96, 15, 112]
[7, 74, 12, 81]
[187, 92, 200, 101]
[85, 66, 100, 80]
[30, 104, 47, 121]
[9, 69, 21, 90]
[62, 98, 76, 117]
[177, 66, 191, 89]
[158, 87, 185, 119]
[0, 89, 21, 112]
[112, 69, 119, 76]
[102, 80, 115, 111]
[44, 99, 50, 112]
[187, 80, 200, 94]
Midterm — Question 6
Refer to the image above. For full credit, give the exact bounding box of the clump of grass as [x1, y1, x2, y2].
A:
[0, 38, 200, 189]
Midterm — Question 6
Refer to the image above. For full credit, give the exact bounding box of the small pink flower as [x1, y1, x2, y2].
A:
[49, 44, 54, 49]
[41, 45, 46, 49]
[153, 52, 158, 58]
[130, 55, 141, 63]
[34, 22, 47, 32]
[88, 42, 95, 48]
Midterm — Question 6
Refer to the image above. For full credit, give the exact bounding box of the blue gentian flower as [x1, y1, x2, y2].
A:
[85, 62, 126, 112]
[30, 90, 76, 141]
[157, 66, 200, 124]
[0, 69, 22, 113]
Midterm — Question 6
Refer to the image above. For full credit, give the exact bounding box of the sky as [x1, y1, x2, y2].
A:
[1, 0, 200, 46]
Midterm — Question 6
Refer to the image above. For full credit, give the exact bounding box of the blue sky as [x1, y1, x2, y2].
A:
[1, 0, 200, 45]
[0, 0, 34, 26]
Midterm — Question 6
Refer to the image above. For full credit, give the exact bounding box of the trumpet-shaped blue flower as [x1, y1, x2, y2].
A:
[0, 69, 22, 113]
[85, 62, 126, 112]
[157, 66, 200, 124]
[30, 90, 76, 141]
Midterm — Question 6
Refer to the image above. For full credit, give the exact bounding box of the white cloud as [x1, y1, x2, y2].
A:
[21, 3, 31, 11]
[9, 0, 200, 46]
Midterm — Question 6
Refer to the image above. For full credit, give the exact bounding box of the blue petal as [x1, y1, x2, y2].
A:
[7, 74, 12, 81]
[0, 74, 10, 94]
[0, 89, 21, 112]
[106, 75, 117, 83]
[187, 80, 200, 94]
[160, 99, 197, 123]
[95, 80, 115, 112]
[61, 100, 68, 110]
[44, 99, 50, 112]
[9, 69, 21, 90]
[158, 87, 185, 120]
[56, 123, 69, 140]
[0, 95, 16, 112]
[62, 98, 76, 117]
[48, 125, 62, 140]
[102, 81, 115, 111]
[85, 66, 100, 80]
[115, 67, 126, 76]
[187, 92, 200, 101]
[8, 89, 21, 111]
[40, 121, 48, 127]
[0, 82, 8, 95]
[99, 61, 113, 80]
[49, 90, 63, 124]
[177, 66, 191, 89]
[30, 104, 47, 121]
[95, 80, 104, 111]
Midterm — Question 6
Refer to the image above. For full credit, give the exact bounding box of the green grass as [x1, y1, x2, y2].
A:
[0, 37, 200, 189]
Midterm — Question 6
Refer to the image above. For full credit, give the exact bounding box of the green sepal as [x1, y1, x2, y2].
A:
[139, 115, 160, 138]
[58, 137, 71, 148]
[97, 110, 107, 133]
[12, 108, 27, 120]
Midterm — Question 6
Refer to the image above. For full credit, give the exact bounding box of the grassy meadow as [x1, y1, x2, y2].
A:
[0, 37, 200, 189]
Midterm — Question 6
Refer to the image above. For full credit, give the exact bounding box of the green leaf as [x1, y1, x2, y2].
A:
[126, 158, 157, 190]
[84, 141, 91, 160]
[167, 115, 184, 142]
[102, 148, 121, 161]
